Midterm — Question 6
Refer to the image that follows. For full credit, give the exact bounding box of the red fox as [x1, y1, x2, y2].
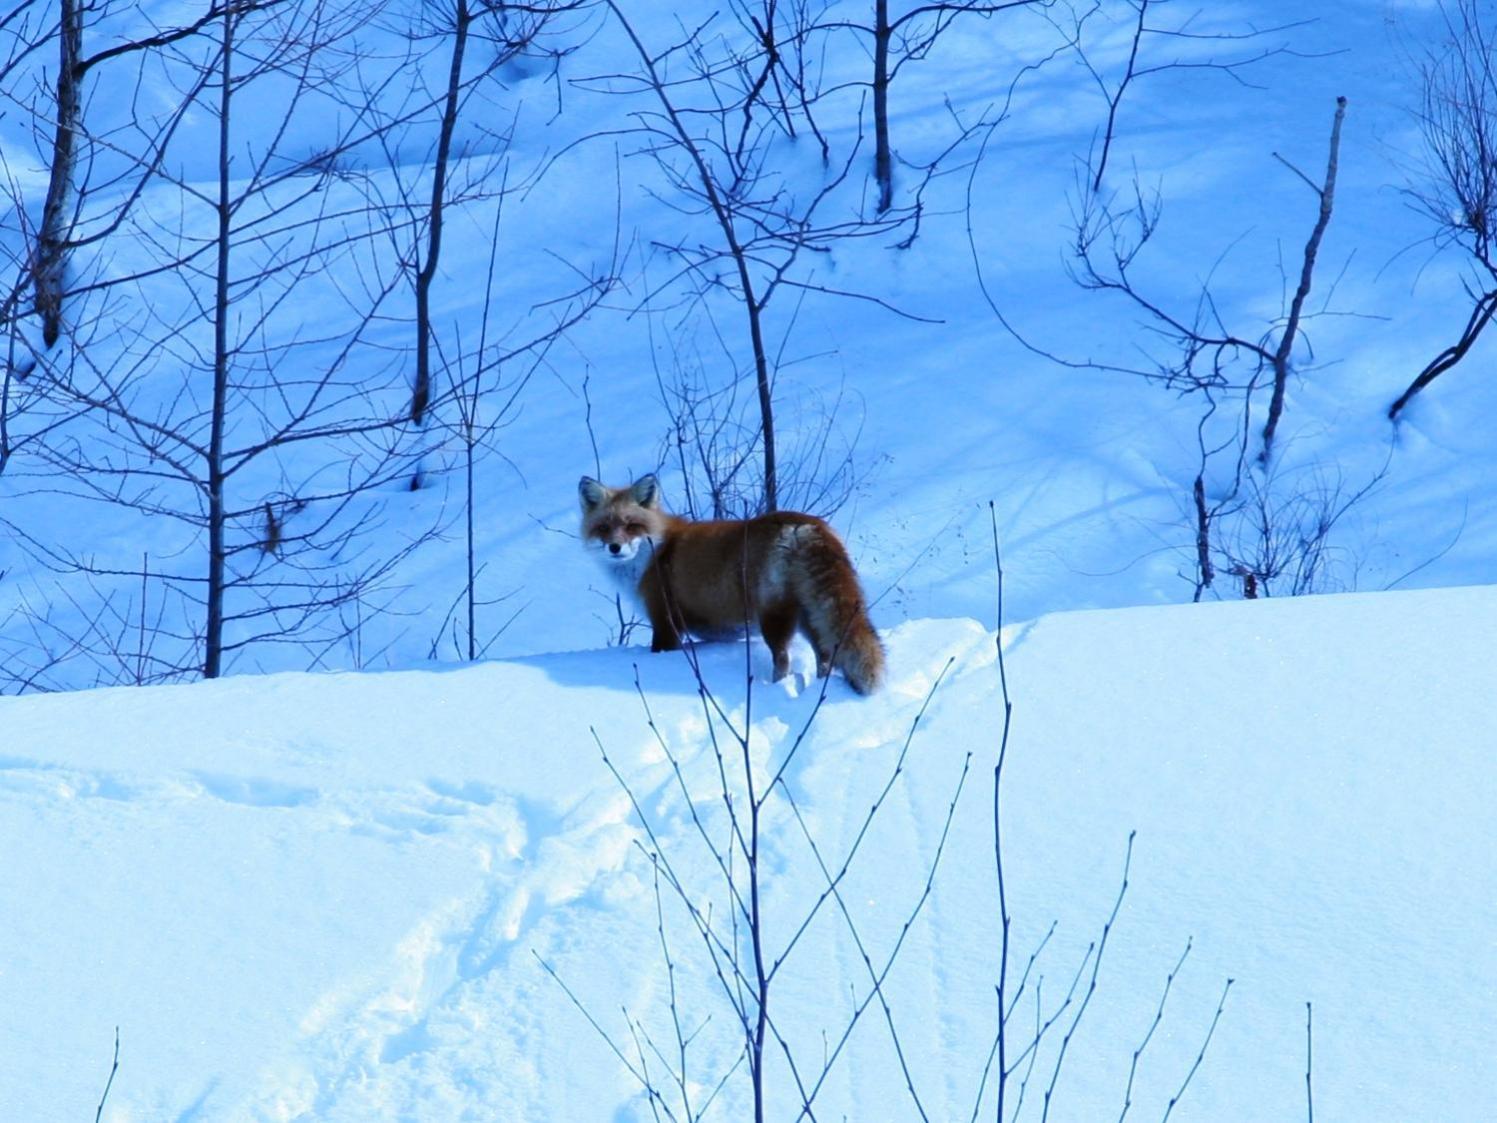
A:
[579, 474, 885, 694]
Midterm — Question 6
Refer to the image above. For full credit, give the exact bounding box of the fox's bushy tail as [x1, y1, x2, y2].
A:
[793, 523, 885, 695]
[834, 612, 885, 695]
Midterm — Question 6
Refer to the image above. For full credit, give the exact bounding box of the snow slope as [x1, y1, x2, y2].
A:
[3, 585, 1493, 1120]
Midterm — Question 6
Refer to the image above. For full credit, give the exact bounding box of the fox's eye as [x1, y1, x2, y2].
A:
[626, 522, 647, 534]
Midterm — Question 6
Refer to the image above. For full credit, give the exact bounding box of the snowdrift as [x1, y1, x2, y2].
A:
[1, 586, 1494, 1120]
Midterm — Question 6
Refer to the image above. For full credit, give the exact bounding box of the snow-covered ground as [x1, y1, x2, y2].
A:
[3, 587, 1494, 1120]
[2, 0, 1495, 1117]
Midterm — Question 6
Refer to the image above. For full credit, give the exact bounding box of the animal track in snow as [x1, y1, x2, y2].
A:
[192, 771, 319, 808]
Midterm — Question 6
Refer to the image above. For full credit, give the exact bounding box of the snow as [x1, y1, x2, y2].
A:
[3, 588, 1495, 1119]
[2, 0, 1495, 1117]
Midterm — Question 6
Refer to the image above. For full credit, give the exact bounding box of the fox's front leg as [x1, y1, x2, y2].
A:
[641, 575, 683, 653]
[649, 619, 682, 653]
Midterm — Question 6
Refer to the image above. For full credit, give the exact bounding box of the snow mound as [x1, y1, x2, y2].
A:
[1, 588, 1493, 1120]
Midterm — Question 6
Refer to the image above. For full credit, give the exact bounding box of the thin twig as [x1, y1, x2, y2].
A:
[1161, 978, 1235, 1121]
[990, 501, 1013, 1123]
[94, 1027, 120, 1123]
[1041, 832, 1136, 1122]
[1118, 939, 1193, 1122]
[1305, 1001, 1314, 1123]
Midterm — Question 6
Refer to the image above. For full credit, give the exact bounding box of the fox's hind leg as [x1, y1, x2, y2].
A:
[801, 611, 834, 679]
[785, 524, 885, 694]
[759, 603, 798, 682]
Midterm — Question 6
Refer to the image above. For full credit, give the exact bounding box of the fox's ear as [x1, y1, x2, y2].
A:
[629, 474, 661, 508]
[579, 476, 608, 511]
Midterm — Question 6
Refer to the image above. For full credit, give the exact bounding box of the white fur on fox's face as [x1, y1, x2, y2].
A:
[586, 531, 651, 566]
[584, 523, 658, 599]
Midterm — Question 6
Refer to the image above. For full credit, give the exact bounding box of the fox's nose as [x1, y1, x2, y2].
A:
[609, 542, 622, 555]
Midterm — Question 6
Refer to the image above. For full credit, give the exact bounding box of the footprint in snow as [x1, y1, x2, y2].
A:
[192, 771, 319, 809]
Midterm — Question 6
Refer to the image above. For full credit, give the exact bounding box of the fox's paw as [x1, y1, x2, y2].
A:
[771, 669, 808, 697]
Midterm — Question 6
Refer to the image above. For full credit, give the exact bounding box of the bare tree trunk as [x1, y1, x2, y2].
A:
[873, 0, 892, 214]
[465, 418, 476, 661]
[1390, 0, 1497, 418]
[35, 0, 83, 349]
[205, 10, 235, 679]
[1, 296, 23, 473]
[1192, 473, 1213, 600]
[411, 0, 472, 425]
[744, 286, 777, 513]
[1090, 0, 1148, 193]
[1261, 96, 1345, 463]
[1388, 287, 1497, 420]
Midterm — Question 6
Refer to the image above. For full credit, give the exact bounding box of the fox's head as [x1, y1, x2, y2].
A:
[579, 474, 666, 569]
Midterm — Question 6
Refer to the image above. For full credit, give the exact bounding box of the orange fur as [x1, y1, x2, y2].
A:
[579, 474, 885, 694]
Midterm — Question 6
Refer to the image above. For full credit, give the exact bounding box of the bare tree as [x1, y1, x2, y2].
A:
[399, 0, 589, 426]
[0, 272, 41, 475]
[358, 0, 616, 650]
[1, 2, 278, 475]
[957, 7, 1344, 597]
[546, 517, 1238, 1120]
[1042, 99, 1349, 593]
[20, 1, 295, 350]
[428, 187, 618, 662]
[1060, 5, 1331, 462]
[868, 0, 1051, 214]
[4, 0, 446, 684]
[589, 2, 924, 513]
[0, 0, 616, 688]
[1066, 87, 1346, 464]
[1061, 0, 1309, 194]
[1212, 457, 1386, 599]
[1260, 97, 1345, 462]
[652, 327, 864, 521]
[1389, 0, 1497, 420]
[93, 1027, 120, 1123]
[31, 0, 81, 349]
